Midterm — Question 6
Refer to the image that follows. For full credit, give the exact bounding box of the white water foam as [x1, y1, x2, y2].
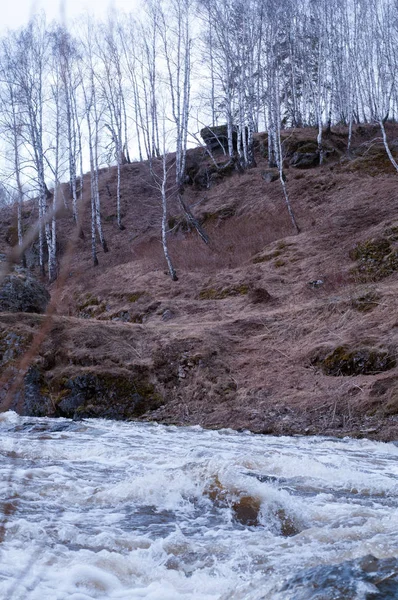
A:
[0, 412, 397, 599]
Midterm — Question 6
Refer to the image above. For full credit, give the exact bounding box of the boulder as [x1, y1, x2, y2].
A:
[0, 272, 50, 313]
[290, 152, 319, 169]
[57, 372, 164, 420]
[262, 169, 284, 183]
[314, 345, 396, 376]
[200, 124, 238, 153]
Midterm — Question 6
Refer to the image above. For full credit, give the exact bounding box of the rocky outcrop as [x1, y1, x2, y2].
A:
[289, 151, 319, 169]
[0, 272, 50, 314]
[313, 346, 396, 376]
[200, 124, 237, 153]
[56, 371, 163, 419]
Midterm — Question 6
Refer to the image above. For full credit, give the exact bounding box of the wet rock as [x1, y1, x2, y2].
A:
[57, 372, 164, 420]
[275, 555, 398, 600]
[0, 273, 50, 314]
[314, 345, 396, 376]
[23, 366, 53, 417]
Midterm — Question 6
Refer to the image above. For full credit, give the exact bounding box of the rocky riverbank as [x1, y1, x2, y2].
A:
[1, 124, 398, 441]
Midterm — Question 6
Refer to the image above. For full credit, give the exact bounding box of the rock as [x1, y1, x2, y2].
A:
[249, 288, 272, 304]
[308, 279, 324, 289]
[56, 372, 163, 420]
[162, 309, 175, 321]
[0, 331, 29, 366]
[277, 555, 398, 600]
[350, 237, 398, 281]
[261, 169, 284, 183]
[23, 366, 53, 417]
[0, 273, 50, 314]
[290, 151, 319, 169]
[200, 124, 238, 153]
[314, 345, 396, 376]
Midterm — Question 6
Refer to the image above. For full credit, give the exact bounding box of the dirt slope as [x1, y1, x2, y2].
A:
[2, 124, 398, 441]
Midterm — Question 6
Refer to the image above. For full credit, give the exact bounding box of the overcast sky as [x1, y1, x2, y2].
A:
[1, 0, 141, 32]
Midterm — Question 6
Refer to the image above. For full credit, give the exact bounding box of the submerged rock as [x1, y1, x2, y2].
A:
[275, 555, 398, 600]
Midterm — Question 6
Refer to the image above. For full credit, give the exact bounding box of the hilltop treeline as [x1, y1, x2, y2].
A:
[1, 0, 397, 278]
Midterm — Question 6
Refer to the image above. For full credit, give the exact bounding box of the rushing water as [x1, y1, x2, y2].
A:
[0, 412, 398, 600]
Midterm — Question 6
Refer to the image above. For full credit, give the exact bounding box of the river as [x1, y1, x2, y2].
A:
[0, 411, 397, 599]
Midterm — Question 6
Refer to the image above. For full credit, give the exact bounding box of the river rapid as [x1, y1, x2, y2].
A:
[0, 411, 397, 600]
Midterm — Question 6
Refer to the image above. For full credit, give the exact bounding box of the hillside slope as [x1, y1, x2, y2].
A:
[2, 124, 398, 440]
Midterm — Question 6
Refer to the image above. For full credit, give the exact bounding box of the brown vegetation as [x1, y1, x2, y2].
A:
[2, 124, 398, 440]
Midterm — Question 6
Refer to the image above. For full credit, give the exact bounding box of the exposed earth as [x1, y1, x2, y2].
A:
[1, 123, 398, 441]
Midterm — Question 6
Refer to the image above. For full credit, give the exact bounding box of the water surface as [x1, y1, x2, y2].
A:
[0, 411, 397, 599]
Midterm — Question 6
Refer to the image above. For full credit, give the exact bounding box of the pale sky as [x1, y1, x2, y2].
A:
[0, 0, 141, 32]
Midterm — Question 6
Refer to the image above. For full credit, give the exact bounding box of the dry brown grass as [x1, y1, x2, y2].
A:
[1, 124, 398, 440]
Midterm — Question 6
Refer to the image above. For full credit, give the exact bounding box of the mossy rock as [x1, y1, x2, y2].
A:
[384, 224, 398, 242]
[0, 273, 50, 314]
[350, 238, 398, 281]
[76, 293, 106, 318]
[191, 161, 237, 190]
[22, 366, 54, 417]
[55, 371, 164, 420]
[198, 284, 249, 300]
[0, 329, 31, 367]
[345, 147, 395, 176]
[315, 345, 396, 376]
[200, 205, 237, 224]
[200, 124, 238, 153]
[281, 137, 317, 156]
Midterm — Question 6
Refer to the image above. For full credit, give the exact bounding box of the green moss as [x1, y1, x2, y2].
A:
[384, 224, 398, 241]
[199, 284, 249, 300]
[56, 371, 164, 420]
[76, 293, 106, 318]
[77, 293, 100, 309]
[350, 238, 398, 281]
[296, 142, 319, 153]
[126, 292, 144, 303]
[345, 148, 394, 176]
[281, 136, 317, 155]
[252, 250, 282, 264]
[201, 205, 237, 224]
[274, 259, 286, 268]
[317, 345, 396, 376]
